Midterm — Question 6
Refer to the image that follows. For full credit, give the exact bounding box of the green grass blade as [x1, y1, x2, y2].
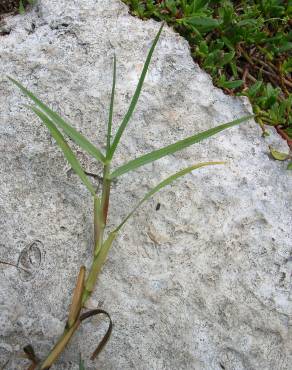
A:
[79, 354, 85, 370]
[109, 115, 253, 179]
[106, 54, 116, 157]
[8, 77, 106, 164]
[28, 106, 96, 196]
[108, 23, 164, 160]
[19, 0, 25, 14]
[115, 161, 224, 231]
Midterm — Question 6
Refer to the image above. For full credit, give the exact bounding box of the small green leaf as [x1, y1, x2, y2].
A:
[221, 36, 234, 51]
[229, 61, 238, 77]
[278, 42, 292, 53]
[218, 79, 243, 89]
[248, 81, 263, 98]
[220, 51, 235, 66]
[179, 16, 220, 32]
[19, 0, 25, 14]
[284, 127, 292, 137]
[108, 23, 164, 159]
[109, 115, 253, 179]
[192, 0, 210, 12]
[237, 19, 258, 27]
[27, 106, 96, 196]
[115, 162, 225, 231]
[287, 162, 292, 170]
[198, 40, 208, 55]
[269, 146, 289, 161]
[281, 59, 292, 75]
[8, 77, 106, 164]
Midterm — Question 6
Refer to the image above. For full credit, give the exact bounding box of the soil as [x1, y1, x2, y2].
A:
[0, 0, 29, 15]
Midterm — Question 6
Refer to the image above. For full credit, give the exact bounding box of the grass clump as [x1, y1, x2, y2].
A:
[9, 24, 252, 368]
[124, 0, 292, 168]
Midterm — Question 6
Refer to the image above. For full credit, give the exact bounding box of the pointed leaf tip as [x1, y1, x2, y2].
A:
[110, 115, 253, 179]
[108, 23, 164, 159]
[115, 161, 225, 231]
[8, 77, 106, 164]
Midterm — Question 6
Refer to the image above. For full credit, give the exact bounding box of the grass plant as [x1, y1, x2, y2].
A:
[9, 24, 252, 368]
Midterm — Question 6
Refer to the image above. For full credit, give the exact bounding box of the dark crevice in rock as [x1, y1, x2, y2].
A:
[26, 21, 35, 34]
[0, 28, 11, 35]
[49, 22, 70, 30]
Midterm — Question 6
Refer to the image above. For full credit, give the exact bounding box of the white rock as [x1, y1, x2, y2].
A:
[0, 1, 291, 369]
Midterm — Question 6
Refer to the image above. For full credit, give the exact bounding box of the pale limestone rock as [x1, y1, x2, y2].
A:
[0, 1, 291, 369]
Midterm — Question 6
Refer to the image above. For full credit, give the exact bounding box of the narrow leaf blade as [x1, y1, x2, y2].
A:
[110, 115, 253, 179]
[28, 106, 96, 196]
[79, 354, 85, 370]
[108, 23, 164, 159]
[8, 77, 106, 164]
[106, 54, 117, 156]
[115, 162, 224, 231]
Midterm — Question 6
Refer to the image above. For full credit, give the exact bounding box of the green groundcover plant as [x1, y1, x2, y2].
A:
[0, 0, 35, 15]
[18, 0, 36, 14]
[9, 24, 252, 369]
[124, 0, 292, 169]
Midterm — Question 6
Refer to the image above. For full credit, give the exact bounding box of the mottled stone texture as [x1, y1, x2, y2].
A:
[0, 1, 291, 369]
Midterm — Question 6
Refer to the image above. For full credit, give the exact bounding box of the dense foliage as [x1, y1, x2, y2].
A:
[124, 0, 292, 142]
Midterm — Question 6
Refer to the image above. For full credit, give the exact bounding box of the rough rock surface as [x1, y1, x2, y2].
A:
[0, 1, 291, 369]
